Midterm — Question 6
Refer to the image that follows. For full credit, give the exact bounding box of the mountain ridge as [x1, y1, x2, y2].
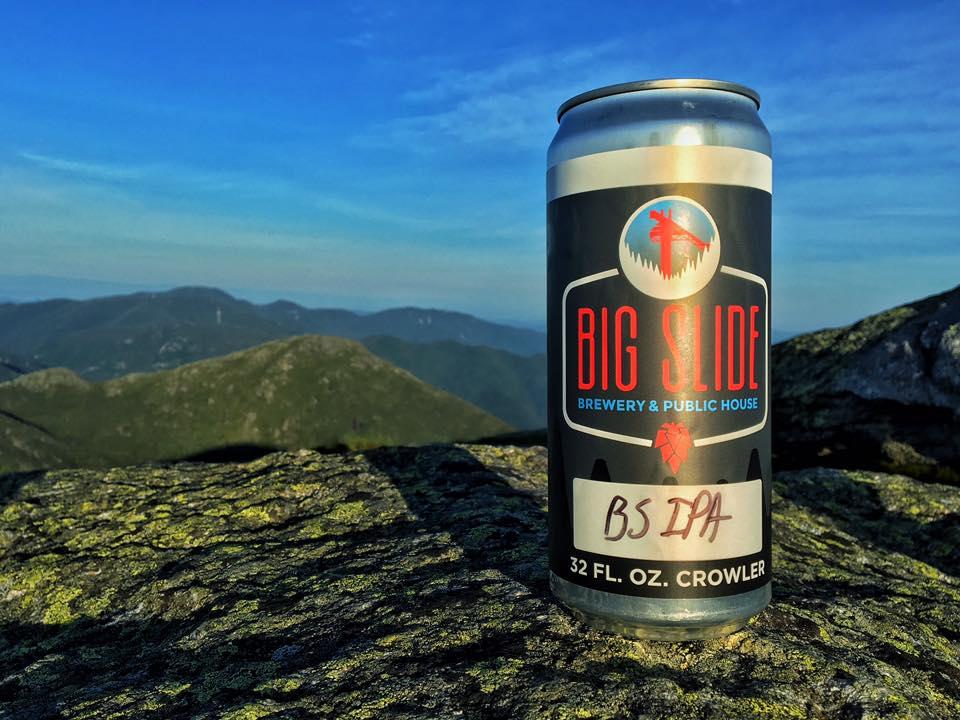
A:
[0, 286, 546, 381]
[0, 334, 511, 472]
[361, 335, 546, 429]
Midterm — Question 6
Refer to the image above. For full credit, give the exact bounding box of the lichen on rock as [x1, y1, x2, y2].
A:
[774, 285, 960, 482]
[0, 445, 958, 719]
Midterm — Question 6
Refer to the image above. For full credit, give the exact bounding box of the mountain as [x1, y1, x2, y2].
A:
[0, 287, 284, 379]
[361, 336, 546, 429]
[0, 406, 76, 470]
[0, 335, 511, 472]
[259, 302, 545, 355]
[771, 328, 800, 344]
[0, 287, 545, 380]
[0, 352, 46, 383]
[773, 284, 960, 482]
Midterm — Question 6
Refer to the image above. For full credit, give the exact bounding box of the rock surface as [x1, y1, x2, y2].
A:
[1, 445, 959, 719]
[774, 285, 960, 482]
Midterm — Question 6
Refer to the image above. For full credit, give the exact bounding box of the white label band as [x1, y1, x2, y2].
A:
[548, 145, 772, 201]
[573, 477, 763, 561]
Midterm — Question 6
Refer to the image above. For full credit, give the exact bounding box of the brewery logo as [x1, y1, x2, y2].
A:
[618, 196, 721, 299]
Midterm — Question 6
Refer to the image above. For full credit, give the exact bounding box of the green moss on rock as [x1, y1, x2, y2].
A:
[0, 446, 958, 719]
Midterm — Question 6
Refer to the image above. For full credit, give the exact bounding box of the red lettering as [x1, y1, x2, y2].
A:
[714, 304, 722, 391]
[727, 305, 745, 391]
[577, 302, 763, 396]
[601, 307, 609, 391]
[578, 308, 595, 390]
[693, 305, 707, 392]
[749, 305, 760, 390]
[662, 304, 686, 392]
[615, 306, 638, 391]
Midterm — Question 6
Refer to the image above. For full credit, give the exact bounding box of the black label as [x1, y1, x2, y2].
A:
[548, 183, 772, 599]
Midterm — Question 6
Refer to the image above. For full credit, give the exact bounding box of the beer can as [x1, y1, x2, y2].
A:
[547, 79, 772, 640]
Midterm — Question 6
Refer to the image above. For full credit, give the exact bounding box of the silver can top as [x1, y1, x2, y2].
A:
[557, 79, 761, 121]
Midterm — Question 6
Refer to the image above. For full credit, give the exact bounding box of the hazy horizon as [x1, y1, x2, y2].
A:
[2, 271, 956, 343]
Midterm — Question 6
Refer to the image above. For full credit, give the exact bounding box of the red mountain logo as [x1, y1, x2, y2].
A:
[648, 209, 711, 278]
[619, 196, 721, 300]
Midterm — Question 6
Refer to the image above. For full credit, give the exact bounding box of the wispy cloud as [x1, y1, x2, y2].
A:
[400, 45, 614, 104]
[355, 42, 632, 150]
[0, 164, 544, 321]
[3, 1, 957, 331]
[18, 151, 145, 182]
[339, 0, 395, 49]
[342, 32, 377, 49]
[8, 149, 535, 245]
[16, 150, 245, 192]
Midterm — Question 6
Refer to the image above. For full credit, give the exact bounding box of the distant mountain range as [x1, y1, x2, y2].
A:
[363, 336, 546, 429]
[0, 286, 546, 380]
[0, 335, 510, 472]
[5, 282, 948, 477]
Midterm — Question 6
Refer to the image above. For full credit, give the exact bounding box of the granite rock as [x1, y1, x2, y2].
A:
[774, 285, 960, 482]
[1, 445, 958, 719]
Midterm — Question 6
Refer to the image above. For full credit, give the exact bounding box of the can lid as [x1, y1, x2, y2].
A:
[557, 78, 761, 121]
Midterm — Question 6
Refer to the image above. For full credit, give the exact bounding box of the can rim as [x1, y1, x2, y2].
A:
[557, 78, 761, 121]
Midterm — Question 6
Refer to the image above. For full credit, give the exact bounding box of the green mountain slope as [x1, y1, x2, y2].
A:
[0, 407, 77, 469]
[362, 336, 546, 429]
[0, 287, 544, 380]
[0, 335, 511, 472]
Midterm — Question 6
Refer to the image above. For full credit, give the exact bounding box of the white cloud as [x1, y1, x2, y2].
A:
[16, 150, 250, 192]
[355, 42, 636, 150]
[18, 151, 145, 182]
[11, 148, 540, 247]
[342, 32, 377, 49]
[0, 163, 546, 323]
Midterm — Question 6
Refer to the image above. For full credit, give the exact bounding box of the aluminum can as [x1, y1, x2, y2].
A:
[547, 79, 772, 640]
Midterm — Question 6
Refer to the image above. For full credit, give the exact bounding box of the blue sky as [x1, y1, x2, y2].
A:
[0, 1, 957, 331]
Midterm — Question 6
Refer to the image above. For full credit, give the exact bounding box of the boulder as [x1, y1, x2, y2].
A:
[774, 285, 960, 482]
[0, 445, 958, 719]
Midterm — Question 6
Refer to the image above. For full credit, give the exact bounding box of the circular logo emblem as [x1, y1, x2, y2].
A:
[618, 195, 721, 299]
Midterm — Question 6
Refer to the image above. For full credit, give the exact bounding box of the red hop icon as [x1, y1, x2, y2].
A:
[654, 422, 692, 474]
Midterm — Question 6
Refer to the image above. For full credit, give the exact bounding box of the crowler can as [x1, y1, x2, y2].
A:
[547, 79, 772, 640]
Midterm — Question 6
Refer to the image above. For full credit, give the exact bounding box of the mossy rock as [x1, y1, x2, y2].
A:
[773, 285, 960, 481]
[1, 445, 958, 719]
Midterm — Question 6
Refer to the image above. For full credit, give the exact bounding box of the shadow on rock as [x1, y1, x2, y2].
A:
[0, 471, 41, 510]
[0, 446, 556, 719]
[2, 449, 960, 719]
[363, 444, 550, 598]
[174, 444, 284, 464]
[775, 468, 960, 578]
[773, 394, 960, 485]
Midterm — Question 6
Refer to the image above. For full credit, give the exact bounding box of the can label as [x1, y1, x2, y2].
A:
[547, 145, 772, 599]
